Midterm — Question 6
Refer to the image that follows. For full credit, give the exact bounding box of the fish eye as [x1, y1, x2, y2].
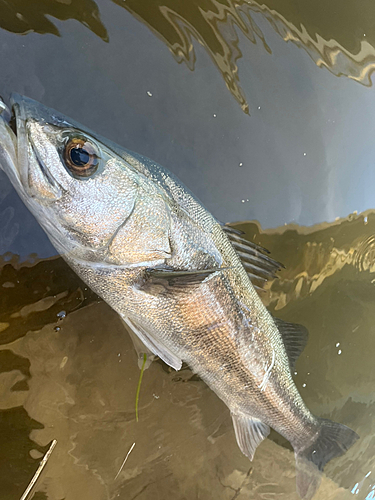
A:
[63, 137, 99, 177]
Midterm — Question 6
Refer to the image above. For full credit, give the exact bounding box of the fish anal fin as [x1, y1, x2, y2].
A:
[274, 317, 309, 370]
[294, 417, 359, 499]
[120, 316, 182, 371]
[231, 413, 270, 461]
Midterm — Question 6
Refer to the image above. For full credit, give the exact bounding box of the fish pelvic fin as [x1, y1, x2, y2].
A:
[120, 316, 182, 371]
[294, 417, 359, 500]
[231, 413, 270, 461]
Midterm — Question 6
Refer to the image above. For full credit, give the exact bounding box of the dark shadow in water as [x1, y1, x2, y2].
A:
[0, 255, 98, 345]
[0, 350, 30, 391]
[1, 0, 375, 112]
[0, 406, 48, 500]
[0, 0, 108, 40]
[0, 210, 373, 499]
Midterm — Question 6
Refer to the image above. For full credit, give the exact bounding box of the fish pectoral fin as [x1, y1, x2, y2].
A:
[273, 317, 309, 370]
[231, 413, 270, 461]
[221, 224, 284, 290]
[120, 316, 182, 371]
[144, 267, 225, 289]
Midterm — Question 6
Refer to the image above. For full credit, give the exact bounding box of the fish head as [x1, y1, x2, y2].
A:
[0, 94, 143, 263]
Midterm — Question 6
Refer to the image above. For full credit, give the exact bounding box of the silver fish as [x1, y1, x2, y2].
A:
[0, 94, 358, 499]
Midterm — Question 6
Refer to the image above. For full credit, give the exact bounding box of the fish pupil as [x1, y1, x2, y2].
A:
[70, 146, 90, 167]
[64, 137, 99, 177]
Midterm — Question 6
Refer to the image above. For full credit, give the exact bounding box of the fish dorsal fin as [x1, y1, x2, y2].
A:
[274, 317, 309, 370]
[231, 413, 270, 461]
[222, 224, 284, 290]
[121, 316, 182, 371]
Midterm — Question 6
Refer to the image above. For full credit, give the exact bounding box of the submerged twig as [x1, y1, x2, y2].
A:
[114, 442, 136, 480]
[20, 439, 57, 500]
[135, 353, 147, 422]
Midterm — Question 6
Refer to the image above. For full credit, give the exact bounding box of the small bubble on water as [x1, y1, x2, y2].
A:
[213, 114, 217, 118]
[336, 342, 340, 347]
[239, 162, 243, 167]
[302, 383, 306, 387]
[257, 106, 261, 110]
[57, 310, 66, 319]
[146, 91, 152, 97]
[241, 199, 245, 203]
[338, 349, 342, 355]
[54, 326, 61, 332]
[364, 216, 368, 224]
[303, 152, 307, 156]
[294, 371, 297, 375]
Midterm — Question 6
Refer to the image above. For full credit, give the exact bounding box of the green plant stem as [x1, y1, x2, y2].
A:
[135, 353, 147, 422]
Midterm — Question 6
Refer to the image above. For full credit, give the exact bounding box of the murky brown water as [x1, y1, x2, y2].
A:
[1, 0, 375, 498]
[0, 212, 374, 499]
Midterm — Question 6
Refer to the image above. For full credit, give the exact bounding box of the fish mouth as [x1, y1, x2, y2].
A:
[0, 93, 64, 200]
[0, 93, 36, 192]
[0, 95, 20, 189]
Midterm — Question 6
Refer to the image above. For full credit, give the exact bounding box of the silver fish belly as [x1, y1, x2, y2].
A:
[0, 94, 358, 500]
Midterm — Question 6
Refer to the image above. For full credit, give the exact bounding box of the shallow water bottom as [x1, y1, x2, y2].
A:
[0, 211, 374, 500]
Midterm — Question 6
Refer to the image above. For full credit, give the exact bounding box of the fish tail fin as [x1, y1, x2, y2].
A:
[294, 417, 358, 500]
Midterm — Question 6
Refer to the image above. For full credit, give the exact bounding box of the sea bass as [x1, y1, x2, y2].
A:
[0, 94, 358, 499]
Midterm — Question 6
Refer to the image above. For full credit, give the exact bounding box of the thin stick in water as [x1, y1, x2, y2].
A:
[114, 442, 136, 480]
[20, 439, 57, 500]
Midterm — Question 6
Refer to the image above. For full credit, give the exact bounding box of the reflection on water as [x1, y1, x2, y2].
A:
[0, 0, 108, 40]
[2, 0, 375, 111]
[116, 0, 375, 111]
[0, 211, 374, 499]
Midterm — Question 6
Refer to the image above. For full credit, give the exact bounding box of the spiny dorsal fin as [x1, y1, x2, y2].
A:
[231, 413, 270, 461]
[222, 224, 284, 290]
[274, 317, 309, 370]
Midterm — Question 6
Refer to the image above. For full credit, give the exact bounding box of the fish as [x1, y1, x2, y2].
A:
[0, 94, 358, 499]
